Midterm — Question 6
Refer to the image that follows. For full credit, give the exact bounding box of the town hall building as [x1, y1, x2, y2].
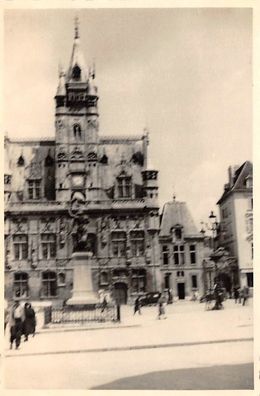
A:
[4, 22, 161, 306]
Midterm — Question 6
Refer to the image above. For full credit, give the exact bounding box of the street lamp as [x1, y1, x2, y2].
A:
[208, 211, 218, 250]
[208, 210, 219, 283]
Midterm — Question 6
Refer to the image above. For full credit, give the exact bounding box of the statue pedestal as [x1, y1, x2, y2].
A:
[66, 251, 98, 309]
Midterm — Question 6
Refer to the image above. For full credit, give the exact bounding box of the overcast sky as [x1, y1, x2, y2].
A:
[4, 8, 252, 229]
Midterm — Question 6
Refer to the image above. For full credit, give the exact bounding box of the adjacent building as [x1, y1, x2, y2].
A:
[217, 161, 253, 291]
[4, 23, 162, 306]
[159, 199, 206, 299]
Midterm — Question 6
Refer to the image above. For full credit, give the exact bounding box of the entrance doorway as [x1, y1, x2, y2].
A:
[113, 282, 128, 305]
[177, 283, 185, 299]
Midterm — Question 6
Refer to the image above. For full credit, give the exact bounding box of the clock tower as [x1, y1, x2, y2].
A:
[55, 18, 99, 203]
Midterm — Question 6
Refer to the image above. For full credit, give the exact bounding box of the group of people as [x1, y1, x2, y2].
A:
[4, 300, 36, 350]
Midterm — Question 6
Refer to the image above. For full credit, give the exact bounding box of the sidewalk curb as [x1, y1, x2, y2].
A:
[39, 323, 140, 334]
[5, 337, 253, 358]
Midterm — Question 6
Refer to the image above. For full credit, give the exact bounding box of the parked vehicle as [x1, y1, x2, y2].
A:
[139, 292, 161, 306]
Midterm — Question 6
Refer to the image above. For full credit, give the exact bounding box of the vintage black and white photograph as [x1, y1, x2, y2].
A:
[3, 5, 253, 390]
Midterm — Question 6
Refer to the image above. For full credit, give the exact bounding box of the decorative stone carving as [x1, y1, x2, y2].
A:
[59, 218, 67, 246]
[13, 218, 28, 234]
[41, 217, 56, 233]
[31, 248, 38, 269]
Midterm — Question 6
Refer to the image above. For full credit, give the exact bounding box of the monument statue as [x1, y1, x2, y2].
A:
[73, 215, 89, 252]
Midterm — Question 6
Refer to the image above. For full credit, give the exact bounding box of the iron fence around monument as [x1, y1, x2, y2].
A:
[50, 304, 117, 324]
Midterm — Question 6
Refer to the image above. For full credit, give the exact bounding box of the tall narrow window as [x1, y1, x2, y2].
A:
[28, 180, 41, 199]
[162, 245, 169, 265]
[189, 244, 196, 264]
[130, 231, 144, 256]
[100, 271, 109, 286]
[41, 234, 56, 259]
[13, 272, 29, 298]
[13, 235, 28, 260]
[73, 124, 82, 140]
[175, 227, 182, 240]
[111, 232, 126, 257]
[246, 272, 253, 288]
[117, 176, 132, 198]
[42, 271, 57, 297]
[191, 275, 197, 288]
[173, 245, 185, 265]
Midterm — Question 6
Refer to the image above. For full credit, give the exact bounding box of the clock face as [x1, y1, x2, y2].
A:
[72, 175, 84, 187]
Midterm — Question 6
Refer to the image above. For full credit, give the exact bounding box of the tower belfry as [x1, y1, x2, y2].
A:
[54, 19, 99, 203]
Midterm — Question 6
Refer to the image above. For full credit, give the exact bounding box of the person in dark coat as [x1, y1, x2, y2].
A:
[233, 286, 240, 303]
[23, 302, 36, 341]
[9, 301, 24, 349]
[101, 296, 108, 313]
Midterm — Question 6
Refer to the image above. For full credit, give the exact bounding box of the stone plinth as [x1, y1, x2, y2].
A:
[66, 251, 98, 308]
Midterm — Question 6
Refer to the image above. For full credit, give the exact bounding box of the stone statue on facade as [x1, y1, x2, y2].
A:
[73, 215, 89, 252]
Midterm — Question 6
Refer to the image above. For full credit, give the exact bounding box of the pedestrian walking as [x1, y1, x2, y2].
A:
[133, 297, 141, 315]
[233, 286, 240, 303]
[157, 296, 167, 319]
[212, 282, 223, 310]
[9, 301, 24, 350]
[23, 302, 36, 341]
[101, 296, 108, 313]
[4, 300, 10, 334]
[242, 286, 249, 306]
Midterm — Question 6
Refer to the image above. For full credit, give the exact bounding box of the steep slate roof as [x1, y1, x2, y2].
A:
[217, 161, 253, 205]
[159, 201, 200, 237]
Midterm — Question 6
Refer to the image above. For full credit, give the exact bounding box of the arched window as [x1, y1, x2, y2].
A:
[13, 272, 29, 298]
[58, 272, 66, 286]
[73, 124, 81, 140]
[72, 65, 81, 80]
[17, 155, 25, 167]
[45, 154, 54, 167]
[42, 271, 57, 297]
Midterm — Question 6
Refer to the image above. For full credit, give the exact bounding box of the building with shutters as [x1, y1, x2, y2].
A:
[4, 21, 161, 306]
[216, 161, 253, 291]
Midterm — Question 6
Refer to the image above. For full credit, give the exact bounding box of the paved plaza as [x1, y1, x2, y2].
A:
[3, 299, 253, 389]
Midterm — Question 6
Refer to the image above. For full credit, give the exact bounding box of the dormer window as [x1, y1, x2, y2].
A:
[117, 175, 132, 198]
[28, 179, 41, 200]
[72, 65, 81, 80]
[171, 224, 183, 241]
[175, 227, 182, 240]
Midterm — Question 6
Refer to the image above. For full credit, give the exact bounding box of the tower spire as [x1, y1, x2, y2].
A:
[75, 16, 79, 39]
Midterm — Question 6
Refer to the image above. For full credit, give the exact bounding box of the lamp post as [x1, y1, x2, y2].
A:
[208, 210, 219, 284]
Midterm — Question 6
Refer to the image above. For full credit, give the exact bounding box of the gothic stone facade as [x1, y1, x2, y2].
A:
[4, 27, 161, 306]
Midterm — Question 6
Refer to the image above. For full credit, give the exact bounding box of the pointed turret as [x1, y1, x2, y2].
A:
[55, 66, 66, 107]
[67, 17, 88, 83]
